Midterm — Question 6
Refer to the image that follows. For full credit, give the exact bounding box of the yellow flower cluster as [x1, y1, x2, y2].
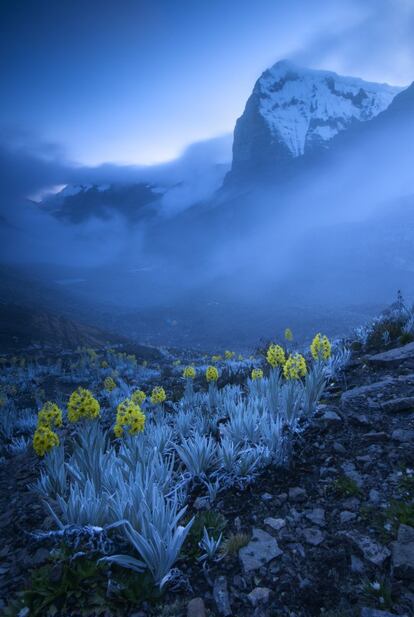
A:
[251, 368, 264, 380]
[284, 328, 293, 341]
[37, 401, 62, 429]
[224, 350, 235, 360]
[211, 355, 222, 363]
[266, 344, 286, 368]
[310, 333, 332, 360]
[183, 365, 196, 379]
[86, 348, 98, 361]
[114, 399, 146, 437]
[33, 425, 59, 457]
[67, 387, 100, 423]
[33, 401, 62, 456]
[131, 389, 146, 405]
[283, 353, 307, 379]
[104, 376, 117, 392]
[150, 386, 166, 405]
[206, 365, 219, 382]
[100, 360, 109, 369]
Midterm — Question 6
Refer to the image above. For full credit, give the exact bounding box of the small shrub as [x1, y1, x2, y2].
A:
[386, 500, 414, 530]
[331, 476, 361, 498]
[184, 511, 227, 558]
[399, 472, 414, 499]
[399, 331, 414, 346]
[361, 577, 393, 610]
[221, 532, 250, 556]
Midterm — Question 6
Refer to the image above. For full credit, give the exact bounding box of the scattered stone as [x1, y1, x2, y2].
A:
[341, 379, 396, 410]
[368, 343, 414, 366]
[321, 410, 342, 425]
[305, 508, 325, 527]
[340, 530, 391, 566]
[247, 587, 271, 606]
[392, 428, 414, 442]
[333, 441, 347, 454]
[340, 511, 356, 524]
[362, 431, 389, 443]
[239, 528, 283, 572]
[391, 524, 414, 580]
[349, 413, 373, 427]
[288, 542, 306, 558]
[288, 507, 302, 523]
[356, 454, 372, 464]
[303, 527, 325, 546]
[342, 497, 361, 511]
[213, 576, 232, 616]
[320, 466, 337, 478]
[288, 487, 307, 503]
[381, 396, 414, 413]
[264, 517, 286, 531]
[369, 489, 381, 504]
[361, 608, 402, 617]
[341, 461, 364, 486]
[187, 598, 207, 617]
[261, 492, 273, 501]
[351, 554, 365, 573]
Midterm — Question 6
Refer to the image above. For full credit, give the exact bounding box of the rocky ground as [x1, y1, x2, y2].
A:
[1, 342, 414, 616]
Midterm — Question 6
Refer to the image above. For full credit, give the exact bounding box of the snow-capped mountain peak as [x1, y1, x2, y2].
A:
[260, 60, 403, 156]
[229, 60, 405, 179]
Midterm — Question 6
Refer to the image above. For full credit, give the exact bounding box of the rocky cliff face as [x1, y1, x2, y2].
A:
[228, 60, 403, 180]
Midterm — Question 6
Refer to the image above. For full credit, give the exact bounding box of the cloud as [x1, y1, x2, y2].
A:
[0, 128, 232, 265]
[293, 0, 414, 85]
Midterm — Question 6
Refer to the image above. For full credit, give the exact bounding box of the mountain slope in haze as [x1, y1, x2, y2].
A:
[41, 182, 162, 224]
[227, 59, 404, 181]
[0, 301, 163, 357]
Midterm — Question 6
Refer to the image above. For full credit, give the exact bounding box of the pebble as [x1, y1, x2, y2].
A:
[187, 598, 207, 617]
[305, 507, 325, 527]
[369, 489, 381, 504]
[302, 527, 325, 546]
[264, 517, 286, 531]
[333, 441, 346, 454]
[340, 510, 356, 524]
[339, 530, 391, 565]
[247, 586, 271, 606]
[288, 487, 307, 503]
[213, 576, 232, 616]
[239, 528, 283, 572]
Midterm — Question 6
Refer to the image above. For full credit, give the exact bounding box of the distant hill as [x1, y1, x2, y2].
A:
[0, 301, 162, 358]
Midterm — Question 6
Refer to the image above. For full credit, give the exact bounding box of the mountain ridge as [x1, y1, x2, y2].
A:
[227, 59, 404, 182]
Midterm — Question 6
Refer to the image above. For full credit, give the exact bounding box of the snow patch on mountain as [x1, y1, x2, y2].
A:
[257, 60, 404, 157]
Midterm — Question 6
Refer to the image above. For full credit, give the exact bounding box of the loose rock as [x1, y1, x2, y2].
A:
[247, 587, 271, 606]
[339, 530, 391, 565]
[288, 487, 307, 503]
[392, 524, 414, 580]
[213, 576, 232, 616]
[239, 528, 283, 572]
[187, 598, 207, 617]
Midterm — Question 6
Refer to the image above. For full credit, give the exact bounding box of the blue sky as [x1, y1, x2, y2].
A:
[1, 0, 413, 165]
